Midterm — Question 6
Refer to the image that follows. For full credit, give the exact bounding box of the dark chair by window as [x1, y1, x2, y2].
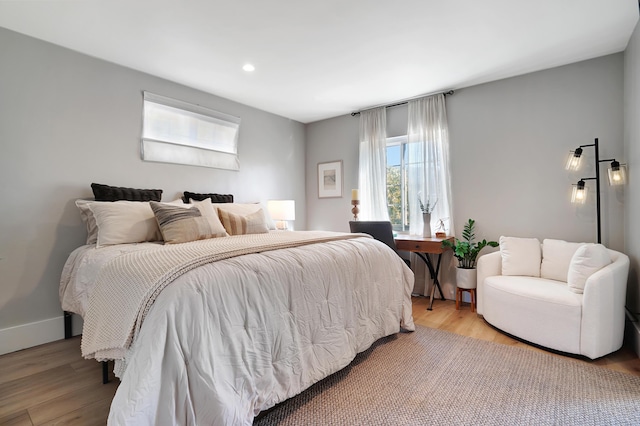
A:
[349, 221, 410, 266]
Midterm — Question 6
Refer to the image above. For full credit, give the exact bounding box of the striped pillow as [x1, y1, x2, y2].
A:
[150, 201, 228, 244]
[218, 208, 269, 236]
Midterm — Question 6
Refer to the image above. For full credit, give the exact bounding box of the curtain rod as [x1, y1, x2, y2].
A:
[350, 90, 455, 116]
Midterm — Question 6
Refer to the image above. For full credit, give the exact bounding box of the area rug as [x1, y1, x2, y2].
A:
[254, 325, 640, 425]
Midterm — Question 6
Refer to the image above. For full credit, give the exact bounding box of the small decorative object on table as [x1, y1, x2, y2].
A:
[435, 218, 447, 238]
[351, 189, 360, 221]
[418, 194, 438, 237]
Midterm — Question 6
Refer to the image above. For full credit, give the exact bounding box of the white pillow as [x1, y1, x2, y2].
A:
[88, 201, 162, 248]
[190, 199, 217, 214]
[75, 199, 99, 245]
[540, 239, 585, 282]
[212, 202, 276, 230]
[567, 244, 612, 294]
[499, 236, 541, 277]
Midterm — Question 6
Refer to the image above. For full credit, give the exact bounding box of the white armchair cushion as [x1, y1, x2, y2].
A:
[499, 236, 541, 277]
[541, 239, 584, 282]
[483, 276, 583, 354]
[567, 244, 612, 294]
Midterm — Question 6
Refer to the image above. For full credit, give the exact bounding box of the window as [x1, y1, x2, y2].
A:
[388, 135, 445, 232]
[141, 92, 241, 170]
[386, 136, 415, 231]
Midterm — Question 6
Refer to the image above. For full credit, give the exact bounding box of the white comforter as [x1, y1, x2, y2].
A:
[61, 234, 414, 425]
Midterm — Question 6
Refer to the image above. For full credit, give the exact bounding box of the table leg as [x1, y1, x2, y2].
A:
[415, 252, 445, 310]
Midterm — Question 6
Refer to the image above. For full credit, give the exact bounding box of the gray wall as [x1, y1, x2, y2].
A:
[0, 28, 306, 339]
[447, 54, 624, 251]
[624, 21, 640, 324]
[307, 54, 625, 296]
[305, 102, 410, 232]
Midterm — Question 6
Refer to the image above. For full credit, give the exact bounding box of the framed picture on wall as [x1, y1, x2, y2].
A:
[318, 160, 343, 198]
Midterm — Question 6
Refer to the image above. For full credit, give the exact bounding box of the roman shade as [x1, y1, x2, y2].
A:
[141, 91, 241, 170]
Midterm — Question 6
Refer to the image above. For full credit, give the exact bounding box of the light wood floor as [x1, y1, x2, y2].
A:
[1, 297, 638, 424]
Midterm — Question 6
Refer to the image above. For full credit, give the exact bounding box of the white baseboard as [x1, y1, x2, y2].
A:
[0, 314, 83, 356]
[625, 308, 640, 358]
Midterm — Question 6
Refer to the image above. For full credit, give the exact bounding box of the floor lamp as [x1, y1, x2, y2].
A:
[566, 138, 627, 243]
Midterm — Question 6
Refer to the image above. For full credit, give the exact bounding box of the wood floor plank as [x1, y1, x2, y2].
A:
[0, 410, 33, 426]
[0, 338, 84, 386]
[29, 381, 118, 425]
[0, 364, 103, 417]
[68, 358, 106, 375]
[37, 398, 113, 426]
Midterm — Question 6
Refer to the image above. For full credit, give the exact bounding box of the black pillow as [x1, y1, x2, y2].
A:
[91, 183, 163, 202]
[183, 191, 234, 204]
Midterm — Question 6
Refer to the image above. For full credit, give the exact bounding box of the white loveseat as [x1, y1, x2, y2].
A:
[477, 237, 629, 359]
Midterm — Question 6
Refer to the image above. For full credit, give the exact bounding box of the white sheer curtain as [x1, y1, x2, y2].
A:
[406, 94, 454, 236]
[358, 107, 390, 221]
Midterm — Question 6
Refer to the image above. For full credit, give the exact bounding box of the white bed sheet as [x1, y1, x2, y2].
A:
[61, 235, 414, 425]
[60, 242, 164, 317]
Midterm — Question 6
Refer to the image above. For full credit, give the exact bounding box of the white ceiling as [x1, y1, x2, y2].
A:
[0, 1, 638, 123]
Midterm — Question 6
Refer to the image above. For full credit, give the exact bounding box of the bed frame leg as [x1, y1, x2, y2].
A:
[64, 311, 72, 339]
[102, 361, 110, 384]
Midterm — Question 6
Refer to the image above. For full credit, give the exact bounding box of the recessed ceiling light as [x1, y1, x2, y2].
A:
[243, 64, 255, 72]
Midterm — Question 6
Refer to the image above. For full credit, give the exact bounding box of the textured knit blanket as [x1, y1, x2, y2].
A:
[81, 231, 367, 361]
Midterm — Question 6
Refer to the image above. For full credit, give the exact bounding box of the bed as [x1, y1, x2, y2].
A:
[60, 186, 414, 425]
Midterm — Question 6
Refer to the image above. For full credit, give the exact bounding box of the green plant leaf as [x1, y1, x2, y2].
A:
[441, 219, 498, 268]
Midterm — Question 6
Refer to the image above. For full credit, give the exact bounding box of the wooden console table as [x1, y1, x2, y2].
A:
[394, 235, 454, 310]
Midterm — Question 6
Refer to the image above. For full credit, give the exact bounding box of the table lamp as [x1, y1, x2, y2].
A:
[267, 200, 296, 230]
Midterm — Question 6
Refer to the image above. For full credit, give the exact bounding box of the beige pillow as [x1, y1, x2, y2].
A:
[218, 208, 269, 235]
[150, 201, 228, 244]
[499, 236, 541, 277]
[88, 201, 162, 248]
[567, 244, 612, 294]
[211, 202, 276, 230]
[540, 239, 585, 282]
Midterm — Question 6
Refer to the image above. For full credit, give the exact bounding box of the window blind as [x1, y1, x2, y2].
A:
[141, 91, 241, 170]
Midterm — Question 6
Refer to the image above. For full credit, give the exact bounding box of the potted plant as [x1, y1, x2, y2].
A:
[441, 219, 498, 291]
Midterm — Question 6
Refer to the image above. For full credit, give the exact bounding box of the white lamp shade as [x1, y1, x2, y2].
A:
[565, 151, 582, 171]
[267, 200, 296, 221]
[571, 184, 587, 204]
[607, 164, 627, 186]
